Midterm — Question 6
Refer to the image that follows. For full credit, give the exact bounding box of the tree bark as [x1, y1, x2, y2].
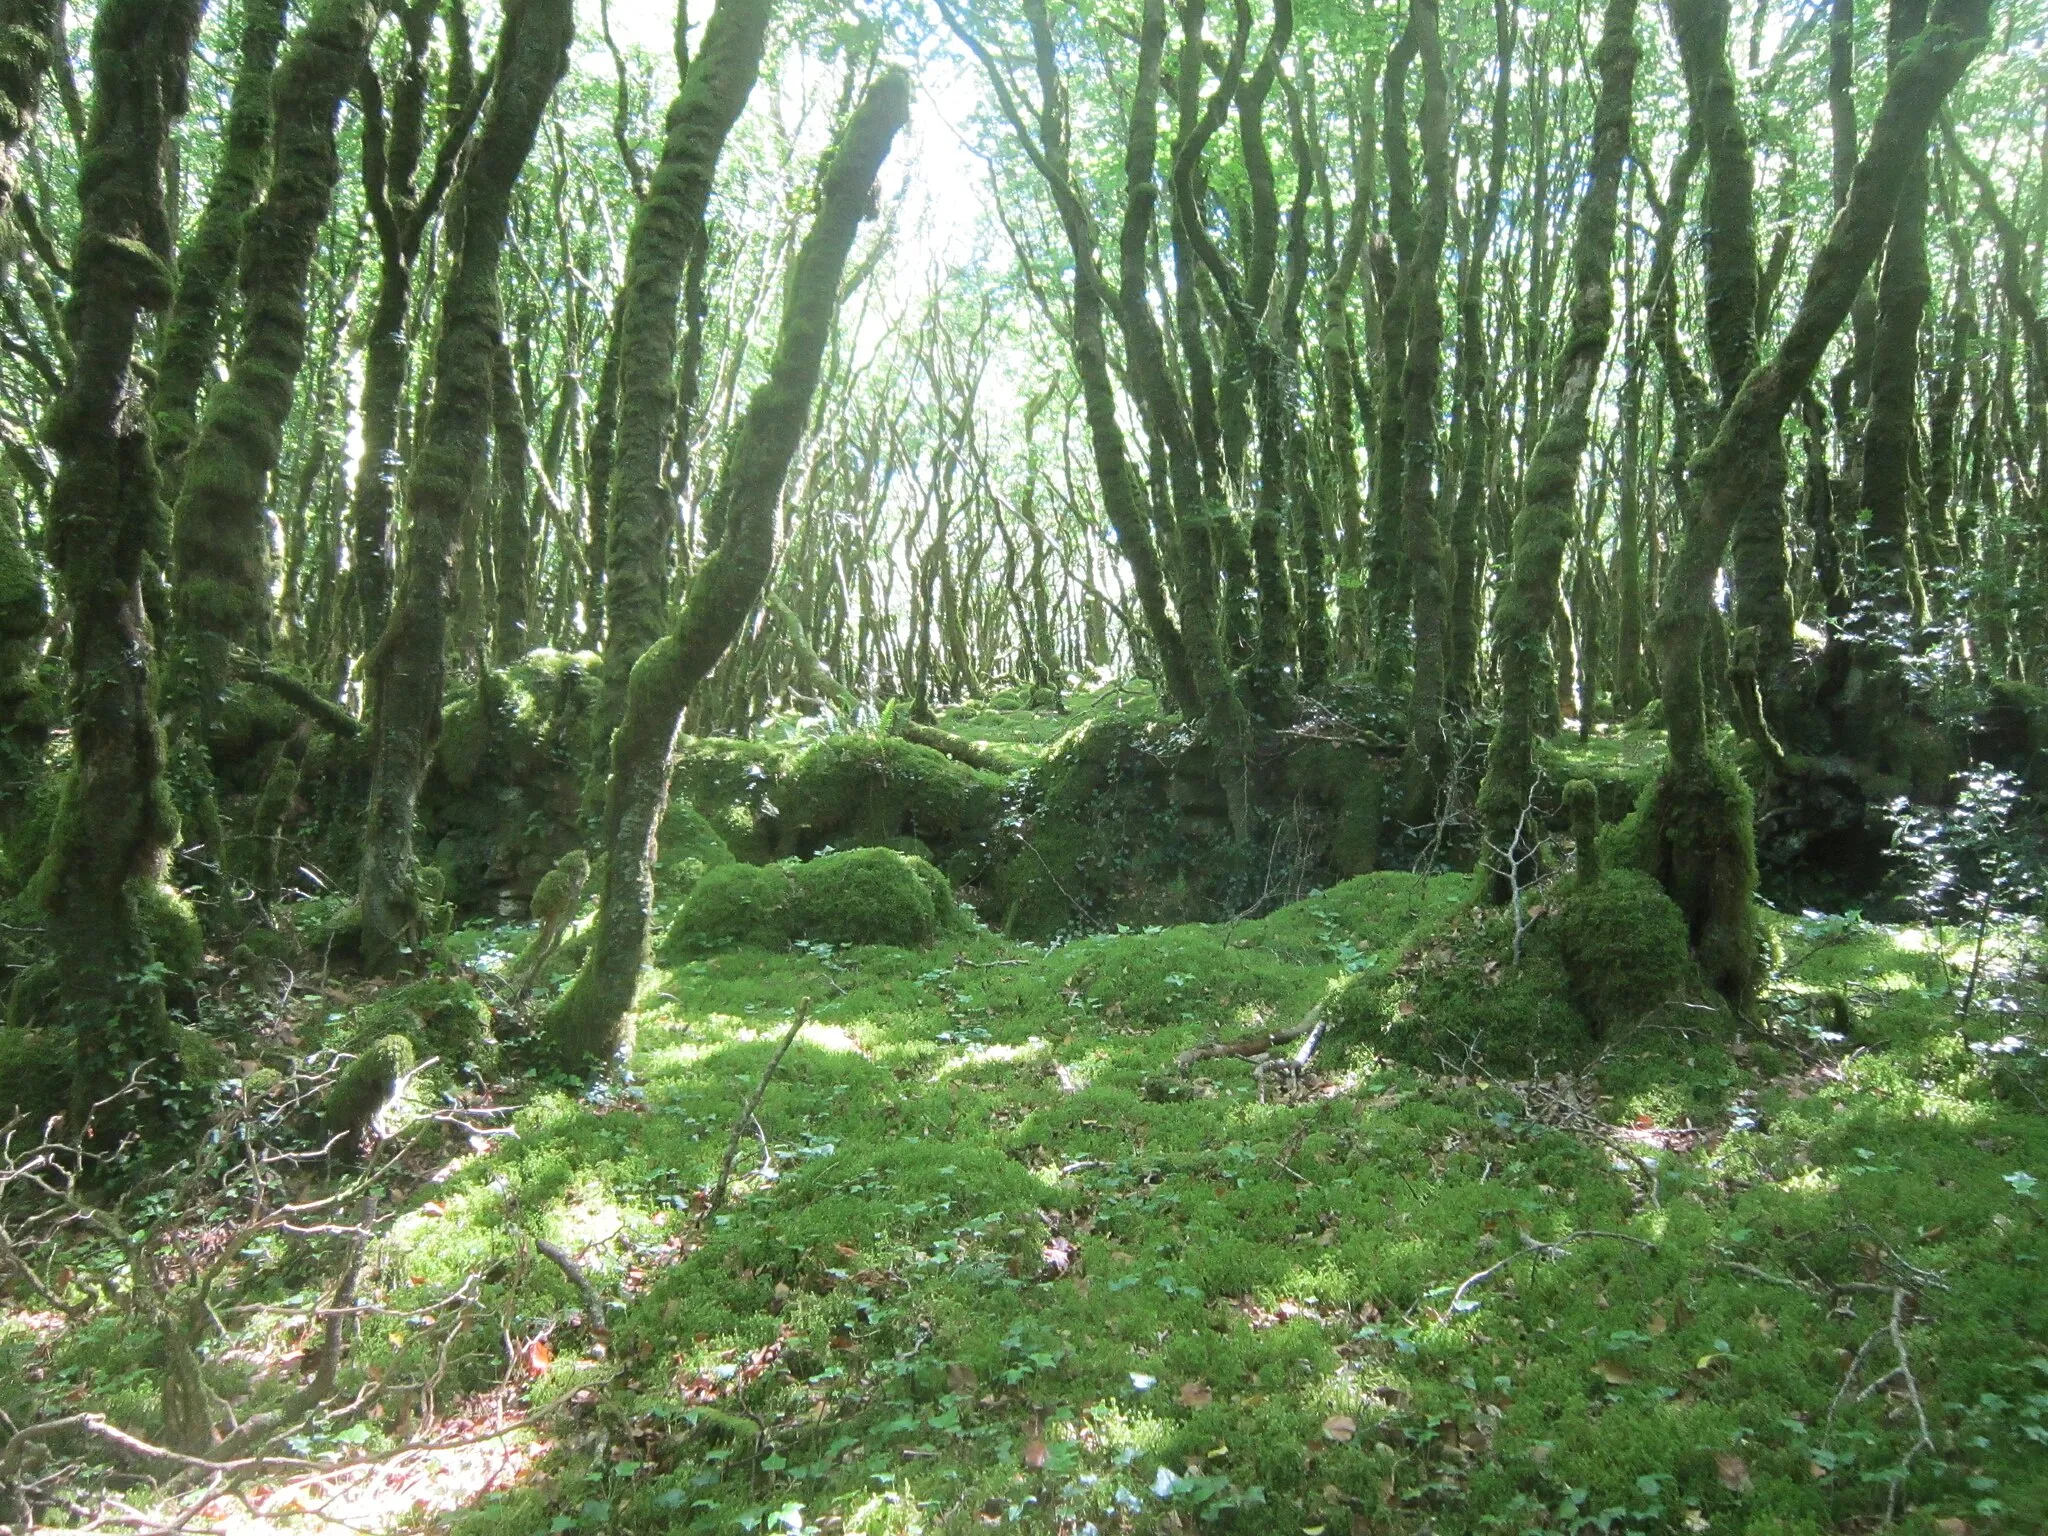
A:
[31, 0, 204, 1125]
[358, 0, 574, 973]
[1476, 0, 1639, 899]
[545, 70, 909, 1067]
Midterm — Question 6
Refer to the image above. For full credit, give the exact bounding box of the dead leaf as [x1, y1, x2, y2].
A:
[1179, 1381, 1213, 1408]
[1647, 1312, 1667, 1336]
[1714, 1452, 1751, 1492]
[947, 1362, 978, 1393]
[1396, 1000, 1418, 1018]
[522, 1336, 555, 1375]
[1593, 1359, 1634, 1385]
[1321, 1415, 1357, 1443]
[1931, 1520, 1972, 1536]
[1021, 1435, 1047, 1470]
[1750, 1310, 1777, 1337]
[833, 1241, 860, 1259]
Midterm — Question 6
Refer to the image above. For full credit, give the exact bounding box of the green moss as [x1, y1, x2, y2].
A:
[137, 881, 203, 978]
[656, 798, 735, 889]
[1331, 900, 1593, 1075]
[777, 733, 1004, 858]
[902, 853, 966, 932]
[663, 862, 797, 954]
[0, 1026, 71, 1127]
[324, 1033, 415, 1139]
[788, 847, 937, 949]
[669, 736, 788, 862]
[340, 978, 496, 1079]
[1553, 868, 1698, 1033]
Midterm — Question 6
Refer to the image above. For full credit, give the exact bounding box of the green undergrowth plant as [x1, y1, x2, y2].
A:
[330, 870, 2047, 1535]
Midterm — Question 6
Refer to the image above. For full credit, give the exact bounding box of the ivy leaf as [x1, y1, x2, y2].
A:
[2004, 1171, 2039, 1199]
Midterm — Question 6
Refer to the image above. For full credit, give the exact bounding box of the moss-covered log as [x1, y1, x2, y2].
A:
[32, 0, 204, 1125]
[1476, 0, 1638, 899]
[594, 0, 773, 748]
[545, 72, 909, 1068]
[1646, 0, 1988, 1003]
[358, 0, 573, 973]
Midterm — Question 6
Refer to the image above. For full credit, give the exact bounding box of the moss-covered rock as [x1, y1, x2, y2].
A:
[662, 862, 797, 954]
[903, 852, 967, 932]
[776, 734, 1004, 862]
[325, 1033, 414, 1140]
[1553, 869, 1697, 1033]
[788, 847, 937, 949]
[656, 798, 735, 891]
[670, 736, 789, 863]
[343, 978, 497, 1078]
[1328, 901, 1592, 1075]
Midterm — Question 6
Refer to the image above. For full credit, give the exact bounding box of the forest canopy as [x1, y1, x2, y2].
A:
[0, 0, 2046, 1530]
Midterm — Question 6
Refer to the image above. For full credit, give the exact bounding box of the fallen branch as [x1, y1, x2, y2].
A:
[534, 1237, 606, 1338]
[1826, 1286, 1934, 1525]
[233, 656, 359, 738]
[1441, 1229, 1660, 1318]
[705, 1000, 810, 1219]
[1176, 1000, 1323, 1070]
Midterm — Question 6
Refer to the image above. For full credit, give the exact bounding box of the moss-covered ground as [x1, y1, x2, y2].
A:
[4, 718, 2045, 1536]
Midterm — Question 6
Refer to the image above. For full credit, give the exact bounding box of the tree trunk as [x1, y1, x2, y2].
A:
[1477, 0, 1639, 900]
[358, 0, 574, 973]
[31, 0, 204, 1125]
[151, 0, 288, 503]
[545, 71, 909, 1067]
[594, 0, 773, 746]
[1646, 0, 1987, 1003]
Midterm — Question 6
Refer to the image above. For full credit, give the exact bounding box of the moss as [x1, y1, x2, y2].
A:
[669, 735, 787, 862]
[776, 733, 1004, 859]
[1553, 868, 1697, 1033]
[1330, 900, 1593, 1075]
[787, 847, 937, 949]
[0, 1026, 71, 1127]
[655, 798, 734, 890]
[902, 853, 966, 932]
[138, 881, 203, 978]
[324, 1033, 414, 1139]
[1640, 752, 1762, 1006]
[663, 862, 796, 954]
[342, 978, 496, 1078]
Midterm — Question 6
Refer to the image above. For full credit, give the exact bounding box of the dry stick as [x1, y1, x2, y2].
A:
[533, 1237, 606, 1337]
[1443, 1228, 1660, 1317]
[704, 999, 810, 1219]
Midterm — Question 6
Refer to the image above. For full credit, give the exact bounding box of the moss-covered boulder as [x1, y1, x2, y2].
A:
[776, 734, 1004, 863]
[343, 978, 497, 1078]
[1328, 902, 1591, 1076]
[325, 1033, 415, 1140]
[788, 847, 937, 948]
[670, 736, 790, 863]
[660, 848, 958, 954]
[1552, 869, 1697, 1033]
[662, 862, 797, 954]
[657, 798, 735, 891]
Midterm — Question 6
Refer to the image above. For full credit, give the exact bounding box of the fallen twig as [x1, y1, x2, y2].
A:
[705, 1000, 810, 1219]
[1176, 1001, 1321, 1070]
[534, 1237, 607, 1338]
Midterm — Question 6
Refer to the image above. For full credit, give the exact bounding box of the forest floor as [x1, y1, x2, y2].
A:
[6, 712, 2048, 1536]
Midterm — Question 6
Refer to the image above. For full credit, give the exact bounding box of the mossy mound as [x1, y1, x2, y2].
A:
[325, 1034, 415, 1139]
[1282, 740, 1386, 877]
[775, 734, 1005, 868]
[0, 1026, 72, 1127]
[342, 978, 497, 1078]
[787, 847, 938, 949]
[661, 847, 957, 954]
[1552, 869, 1698, 1033]
[1329, 874, 1699, 1074]
[662, 862, 797, 955]
[656, 798, 735, 893]
[670, 736, 788, 863]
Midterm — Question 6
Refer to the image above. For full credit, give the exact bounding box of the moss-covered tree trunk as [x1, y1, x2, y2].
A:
[1367, 19, 1419, 692]
[170, 0, 380, 693]
[593, 0, 773, 754]
[32, 0, 204, 1124]
[348, 0, 478, 648]
[1645, 0, 1987, 1003]
[545, 71, 909, 1067]
[1856, 0, 1933, 635]
[489, 335, 532, 663]
[1475, 0, 1638, 900]
[1445, 0, 1513, 711]
[151, 0, 287, 502]
[1396, 0, 1457, 821]
[358, 0, 573, 974]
